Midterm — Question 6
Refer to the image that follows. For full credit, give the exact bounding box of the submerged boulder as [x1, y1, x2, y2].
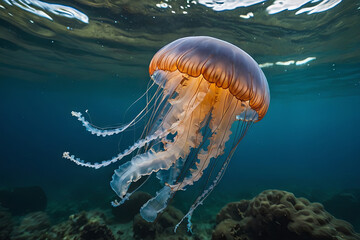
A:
[213, 189, 360, 240]
[0, 186, 47, 215]
[323, 189, 360, 231]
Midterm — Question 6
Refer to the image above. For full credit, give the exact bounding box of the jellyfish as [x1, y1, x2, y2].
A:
[63, 36, 270, 231]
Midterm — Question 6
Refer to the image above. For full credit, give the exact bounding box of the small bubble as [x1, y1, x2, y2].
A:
[156, 2, 168, 8]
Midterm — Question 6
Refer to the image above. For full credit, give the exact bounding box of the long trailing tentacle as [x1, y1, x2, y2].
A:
[70, 111, 134, 137]
[70, 90, 159, 137]
[62, 130, 167, 169]
[62, 78, 170, 169]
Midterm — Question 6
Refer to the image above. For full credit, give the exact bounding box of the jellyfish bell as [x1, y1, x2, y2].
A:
[63, 36, 270, 231]
[149, 36, 269, 121]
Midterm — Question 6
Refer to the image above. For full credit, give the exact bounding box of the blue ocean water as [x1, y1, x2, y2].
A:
[1, 67, 360, 192]
[1, 0, 360, 238]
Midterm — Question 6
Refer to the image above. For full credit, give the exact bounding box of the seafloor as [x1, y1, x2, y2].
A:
[1, 186, 360, 240]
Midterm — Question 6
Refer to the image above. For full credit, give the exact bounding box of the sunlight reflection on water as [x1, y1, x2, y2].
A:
[2, 0, 88, 23]
[197, 0, 342, 14]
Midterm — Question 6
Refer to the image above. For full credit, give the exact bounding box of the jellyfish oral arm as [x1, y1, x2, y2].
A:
[110, 147, 181, 198]
[169, 86, 239, 191]
[110, 73, 211, 212]
[140, 185, 172, 222]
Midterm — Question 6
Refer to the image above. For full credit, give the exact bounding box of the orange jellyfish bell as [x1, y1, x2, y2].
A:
[149, 36, 270, 121]
[63, 36, 270, 232]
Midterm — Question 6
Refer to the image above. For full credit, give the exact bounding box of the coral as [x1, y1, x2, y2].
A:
[112, 191, 152, 223]
[43, 210, 116, 240]
[213, 190, 360, 240]
[79, 221, 116, 240]
[133, 206, 187, 240]
[0, 206, 13, 240]
[0, 186, 47, 215]
[11, 211, 50, 240]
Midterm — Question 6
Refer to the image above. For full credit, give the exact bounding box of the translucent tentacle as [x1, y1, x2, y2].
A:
[62, 130, 165, 169]
[70, 82, 162, 137]
[174, 155, 230, 233]
[70, 106, 146, 137]
[174, 121, 253, 233]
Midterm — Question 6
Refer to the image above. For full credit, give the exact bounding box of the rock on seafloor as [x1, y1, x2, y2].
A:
[212, 189, 360, 240]
[2, 188, 360, 240]
[0, 186, 47, 216]
[323, 189, 360, 231]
